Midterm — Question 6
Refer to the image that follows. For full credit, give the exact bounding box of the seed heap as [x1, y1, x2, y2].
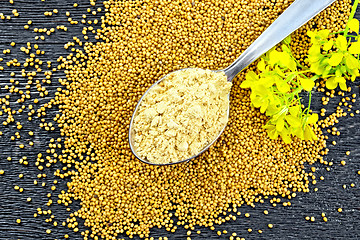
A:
[0, 0, 355, 239]
[50, 0, 354, 239]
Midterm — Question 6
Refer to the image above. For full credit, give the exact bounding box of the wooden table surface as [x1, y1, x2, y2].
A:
[0, 0, 359, 239]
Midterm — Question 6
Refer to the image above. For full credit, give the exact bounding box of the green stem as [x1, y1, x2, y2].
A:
[344, 34, 359, 38]
[298, 70, 312, 74]
[288, 87, 303, 104]
[289, 79, 300, 87]
[307, 91, 312, 116]
[329, 31, 345, 35]
[296, 93, 302, 107]
[290, 56, 307, 69]
[302, 91, 312, 129]
[321, 74, 335, 79]
[344, 0, 359, 36]
[291, 87, 303, 97]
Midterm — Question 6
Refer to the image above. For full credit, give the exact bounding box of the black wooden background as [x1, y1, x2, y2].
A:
[0, 0, 359, 239]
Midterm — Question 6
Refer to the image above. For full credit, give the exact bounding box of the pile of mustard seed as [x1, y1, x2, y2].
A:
[0, 0, 358, 238]
[50, 0, 353, 238]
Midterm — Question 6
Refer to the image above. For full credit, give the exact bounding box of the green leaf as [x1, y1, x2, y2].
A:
[276, 118, 284, 132]
[328, 52, 344, 66]
[348, 18, 359, 33]
[285, 115, 301, 128]
[323, 39, 333, 51]
[300, 77, 315, 91]
[349, 41, 360, 54]
[345, 54, 359, 70]
[335, 35, 348, 51]
[306, 113, 319, 125]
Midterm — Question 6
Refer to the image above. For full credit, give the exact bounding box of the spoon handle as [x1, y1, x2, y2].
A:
[224, 0, 336, 81]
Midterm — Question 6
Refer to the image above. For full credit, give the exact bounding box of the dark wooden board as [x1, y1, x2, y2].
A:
[0, 0, 359, 239]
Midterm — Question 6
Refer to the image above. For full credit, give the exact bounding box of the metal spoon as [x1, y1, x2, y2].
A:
[129, 0, 336, 166]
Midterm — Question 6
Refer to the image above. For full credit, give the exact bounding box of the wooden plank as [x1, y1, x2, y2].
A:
[0, 0, 359, 239]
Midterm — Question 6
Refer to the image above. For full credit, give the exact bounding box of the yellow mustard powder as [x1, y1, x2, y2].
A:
[133, 68, 232, 164]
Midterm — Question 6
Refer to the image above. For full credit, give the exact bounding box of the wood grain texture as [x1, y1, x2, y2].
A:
[0, 0, 359, 239]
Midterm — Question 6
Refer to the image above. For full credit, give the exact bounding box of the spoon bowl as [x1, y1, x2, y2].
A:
[128, 68, 230, 166]
[129, 0, 336, 165]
